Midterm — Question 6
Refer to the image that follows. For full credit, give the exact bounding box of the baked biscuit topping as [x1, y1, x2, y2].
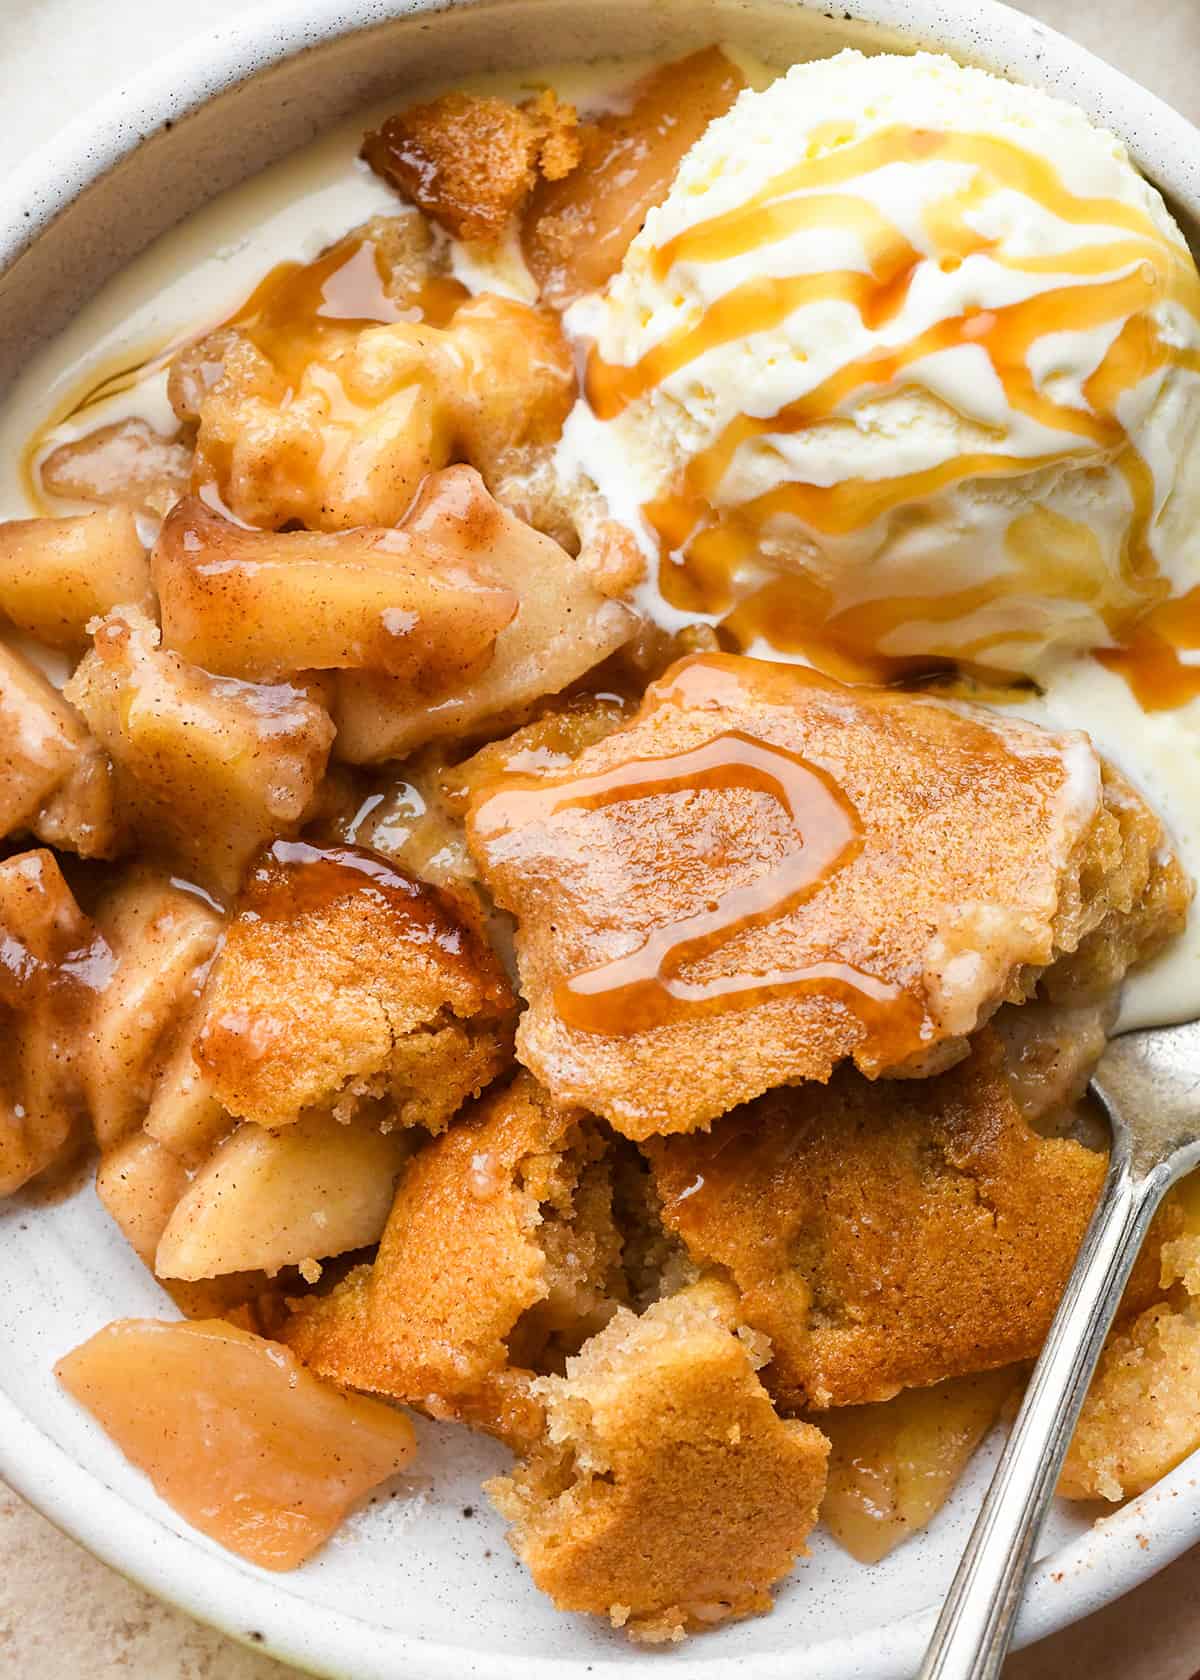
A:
[471, 651, 1185, 1136]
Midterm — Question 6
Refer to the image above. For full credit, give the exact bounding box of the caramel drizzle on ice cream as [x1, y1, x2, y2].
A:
[585, 123, 1200, 684]
[472, 653, 927, 1042]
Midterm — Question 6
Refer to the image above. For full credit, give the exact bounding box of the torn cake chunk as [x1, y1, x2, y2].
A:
[363, 90, 581, 243]
[195, 839, 515, 1131]
[487, 1276, 829, 1643]
[469, 651, 1189, 1137]
[644, 1030, 1166, 1409]
[282, 1072, 625, 1446]
[1059, 1300, 1200, 1501]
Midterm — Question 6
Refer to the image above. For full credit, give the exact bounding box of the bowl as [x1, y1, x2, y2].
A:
[2, 2, 1200, 1676]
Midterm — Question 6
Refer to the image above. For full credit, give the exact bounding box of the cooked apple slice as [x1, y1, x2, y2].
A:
[64, 604, 335, 895]
[820, 1369, 1019, 1563]
[56, 1317, 415, 1569]
[85, 870, 224, 1151]
[97, 1132, 191, 1266]
[95, 1130, 278, 1324]
[156, 1112, 412, 1281]
[153, 492, 516, 683]
[0, 509, 149, 648]
[334, 467, 635, 761]
[0, 850, 108, 1195]
[523, 47, 746, 308]
[40, 418, 192, 518]
[143, 1030, 230, 1167]
[0, 641, 120, 859]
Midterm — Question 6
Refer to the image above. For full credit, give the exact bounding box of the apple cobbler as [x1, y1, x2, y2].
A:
[7, 40, 1200, 1647]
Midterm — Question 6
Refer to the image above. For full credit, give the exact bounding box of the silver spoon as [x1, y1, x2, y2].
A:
[919, 1016, 1200, 1680]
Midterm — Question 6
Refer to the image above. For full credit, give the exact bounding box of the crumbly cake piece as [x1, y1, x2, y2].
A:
[1060, 1175, 1200, 1501]
[644, 1031, 1168, 1409]
[469, 651, 1188, 1138]
[282, 1072, 626, 1445]
[195, 839, 515, 1132]
[487, 1277, 829, 1643]
[1059, 1301, 1200, 1501]
[363, 91, 581, 243]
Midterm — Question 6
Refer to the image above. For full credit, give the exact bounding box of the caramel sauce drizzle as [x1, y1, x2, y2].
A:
[475, 657, 927, 1042]
[244, 839, 472, 965]
[1096, 584, 1200, 709]
[222, 231, 466, 389]
[25, 229, 468, 511]
[585, 122, 1200, 689]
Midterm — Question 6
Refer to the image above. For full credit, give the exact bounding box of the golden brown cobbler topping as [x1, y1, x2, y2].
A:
[488, 1277, 829, 1643]
[195, 838, 515, 1132]
[362, 89, 581, 243]
[469, 651, 1187, 1138]
[645, 1030, 1171, 1409]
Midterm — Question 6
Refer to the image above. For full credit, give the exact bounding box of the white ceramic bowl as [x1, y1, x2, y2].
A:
[3, 3, 1200, 1676]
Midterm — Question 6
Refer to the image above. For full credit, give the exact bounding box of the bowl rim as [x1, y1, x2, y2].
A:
[3, 0, 1200, 1675]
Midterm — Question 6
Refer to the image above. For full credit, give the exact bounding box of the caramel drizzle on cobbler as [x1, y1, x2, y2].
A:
[473, 654, 928, 1040]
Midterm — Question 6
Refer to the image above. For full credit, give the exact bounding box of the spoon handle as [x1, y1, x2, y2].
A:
[918, 1147, 1169, 1680]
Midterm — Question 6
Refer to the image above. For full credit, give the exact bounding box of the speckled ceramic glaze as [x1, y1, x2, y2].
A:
[2, 3, 1200, 1677]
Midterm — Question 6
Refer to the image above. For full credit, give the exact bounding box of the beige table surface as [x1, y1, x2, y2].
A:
[2, 0, 1200, 1675]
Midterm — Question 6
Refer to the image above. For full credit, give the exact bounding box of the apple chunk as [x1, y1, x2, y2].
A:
[0, 508, 149, 648]
[85, 870, 224, 1151]
[64, 604, 334, 895]
[820, 1369, 1018, 1563]
[523, 47, 746, 309]
[0, 849, 110, 1195]
[154, 492, 517, 684]
[40, 418, 192, 519]
[334, 467, 635, 762]
[56, 1317, 415, 1569]
[156, 1112, 412, 1280]
[97, 1132, 191, 1266]
[0, 641, 120, 858]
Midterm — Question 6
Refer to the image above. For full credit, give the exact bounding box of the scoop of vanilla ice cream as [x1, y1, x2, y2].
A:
[561, 50, 1200, 676]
